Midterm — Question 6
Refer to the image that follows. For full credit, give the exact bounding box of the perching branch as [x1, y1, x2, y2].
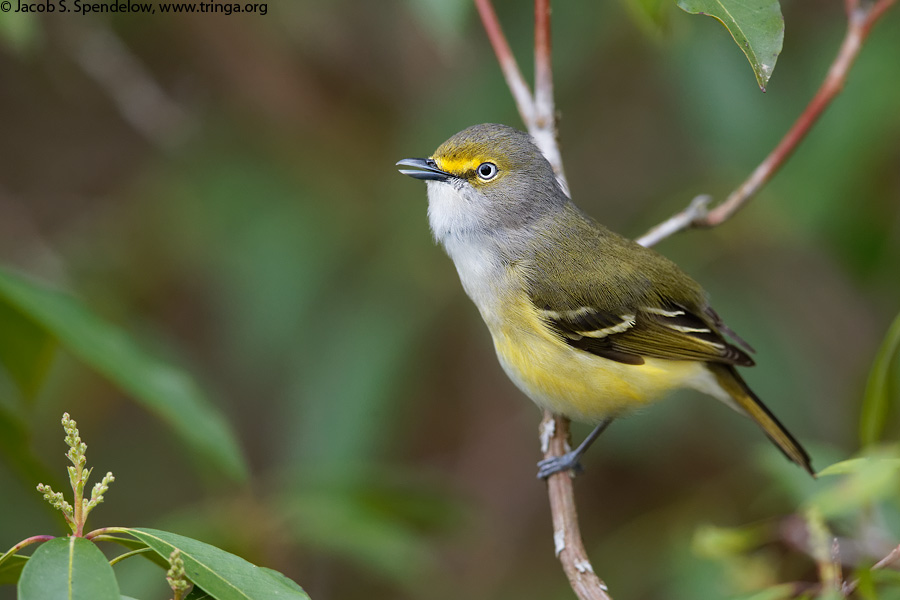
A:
[475, 2, 605, 598]
[541, 415, 613, 600]
[636, 0, 897, 248]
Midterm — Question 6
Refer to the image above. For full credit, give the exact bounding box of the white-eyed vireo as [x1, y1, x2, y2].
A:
[397, 123, 813, 479]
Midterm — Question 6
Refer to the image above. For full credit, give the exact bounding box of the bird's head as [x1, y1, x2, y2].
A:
[397, 124, 565, 241]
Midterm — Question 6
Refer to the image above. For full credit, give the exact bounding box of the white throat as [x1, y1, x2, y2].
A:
[425, 180, 490, 242]
[425, 181, 507, 319]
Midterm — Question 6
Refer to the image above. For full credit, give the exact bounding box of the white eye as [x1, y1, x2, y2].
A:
[476, 162, 498, 181]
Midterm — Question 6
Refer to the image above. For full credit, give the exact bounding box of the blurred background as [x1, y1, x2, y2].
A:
[0, 1, 899, 599]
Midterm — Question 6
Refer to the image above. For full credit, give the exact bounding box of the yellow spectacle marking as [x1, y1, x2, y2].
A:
[434, 155, 487, 175]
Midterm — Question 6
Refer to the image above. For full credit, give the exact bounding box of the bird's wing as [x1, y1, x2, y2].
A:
[525, 212, 754, 367]
[535, 300, 754, 366]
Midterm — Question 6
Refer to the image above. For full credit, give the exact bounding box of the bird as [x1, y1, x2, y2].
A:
[397, 123, 813, 479]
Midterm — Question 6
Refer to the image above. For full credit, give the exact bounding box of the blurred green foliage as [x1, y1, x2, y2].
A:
[0, 1, 898, 599]
[0, 269, 246, 481]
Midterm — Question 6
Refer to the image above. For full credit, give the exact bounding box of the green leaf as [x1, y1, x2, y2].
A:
[676, 0, 784, 90]
[817, 456, 900, 477]
[17, 537, 119, 600]
[0, 268, 247, 481]
[807, 454, 900, 517]
[0, 294, 56, 400]
[0, 554, 27, 585]
[860, 311, 900, 447]
[121, 528, 309, 600]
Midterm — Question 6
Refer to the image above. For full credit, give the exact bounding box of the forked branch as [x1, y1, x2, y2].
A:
[636, 0, 897, 248]
[473, 1, 896, 599]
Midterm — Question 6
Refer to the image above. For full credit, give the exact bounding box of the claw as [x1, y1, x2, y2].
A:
[537, 451, 584, 479]
[535, 418, 613, 480]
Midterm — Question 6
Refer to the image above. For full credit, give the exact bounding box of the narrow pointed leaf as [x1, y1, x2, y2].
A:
[0, 268, 247, 481]
[123, 528, 309, 599]
[817, 456, 900, 477]
[17, 537, 119, 600]
[860, 311, 900, 446]
[677, 0, 784, 90]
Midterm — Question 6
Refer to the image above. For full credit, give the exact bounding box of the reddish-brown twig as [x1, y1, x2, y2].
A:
[473, 0, 535, 125]
[530, 0, 567, 186]
[534, 0, 554, 129]
[637, 0, 897, 248]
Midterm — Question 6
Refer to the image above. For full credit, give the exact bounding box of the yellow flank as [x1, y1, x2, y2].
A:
[434, 155, 485, 176]
[488, 292, 709, 423]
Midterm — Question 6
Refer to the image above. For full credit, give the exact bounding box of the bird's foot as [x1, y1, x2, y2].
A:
[536, 451, 584, 479]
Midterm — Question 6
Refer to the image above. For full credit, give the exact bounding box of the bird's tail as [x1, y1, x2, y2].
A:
[708, 363, 815, 477]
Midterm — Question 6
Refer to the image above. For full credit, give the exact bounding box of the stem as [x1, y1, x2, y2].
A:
[109, 547, 154, 566]
[0, 535, 56, 569]
[636, 0, 896, 247]
[530, 0, 568, 188]
[534, 0, 554, 129]
[73, 478, 85, 537]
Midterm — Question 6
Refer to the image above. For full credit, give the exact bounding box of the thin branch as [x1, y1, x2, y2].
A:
[0, 535, 56, 569]
[636, 0, 896, 248]
[871, 544, 900, 571]
[534, 0, 554, 129]
[841, 543, 900, 596]
[473, 0, 535, 124]
[530, 0, 568, 190]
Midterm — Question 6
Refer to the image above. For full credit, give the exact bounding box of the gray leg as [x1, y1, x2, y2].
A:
[536, 418, 613, 479]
